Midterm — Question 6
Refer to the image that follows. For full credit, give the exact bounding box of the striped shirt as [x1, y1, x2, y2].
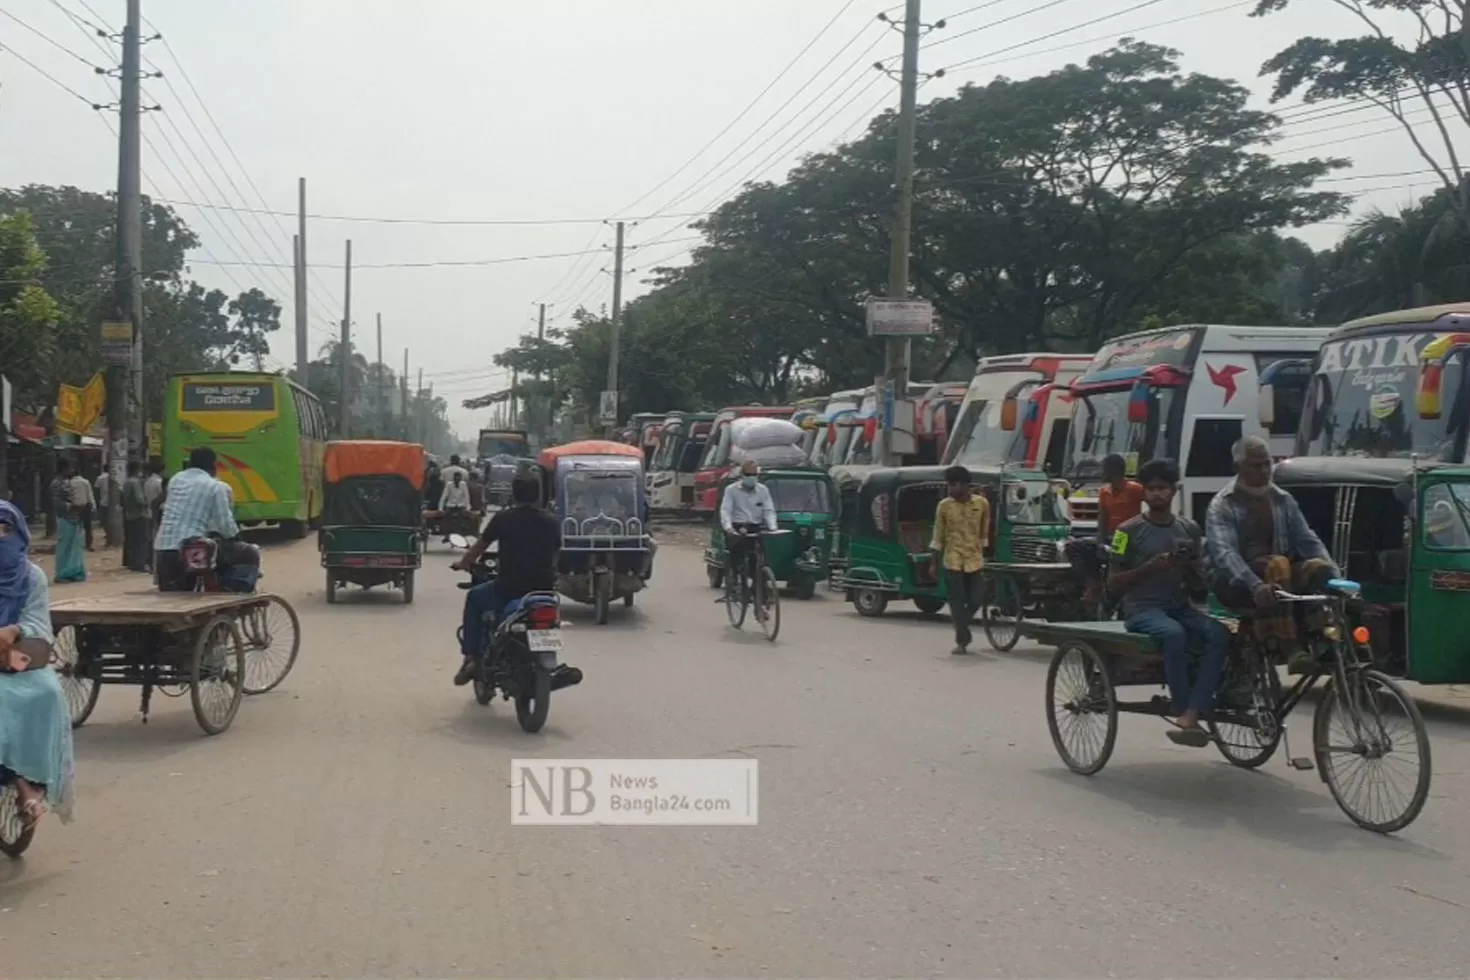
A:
[153, 467, 239, 551]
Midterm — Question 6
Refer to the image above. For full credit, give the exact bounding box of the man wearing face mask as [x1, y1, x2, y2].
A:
[721, 460, 777, 588]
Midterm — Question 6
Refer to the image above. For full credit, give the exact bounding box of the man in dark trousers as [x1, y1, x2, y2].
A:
[451, 475, 580, 691]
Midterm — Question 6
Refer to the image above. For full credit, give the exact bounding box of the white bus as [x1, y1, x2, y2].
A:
[1062, 324, 1333, 531]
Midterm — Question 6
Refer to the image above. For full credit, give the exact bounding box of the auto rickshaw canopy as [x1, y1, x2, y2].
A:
[537, 440, 643, 467]
[325, 440, 426, 489]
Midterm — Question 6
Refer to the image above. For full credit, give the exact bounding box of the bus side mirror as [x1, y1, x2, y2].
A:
[1394, 482, 1414, 507]
[999, 397, 1018, 432]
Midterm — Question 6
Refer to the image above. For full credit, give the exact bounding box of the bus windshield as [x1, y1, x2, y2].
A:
[650, 424, 682, 470]
[947, 399, 1021, 467]
[1302, 331, 1463, 460]
[478, 432, 528, 458]
[1064, 386, 1178, 481]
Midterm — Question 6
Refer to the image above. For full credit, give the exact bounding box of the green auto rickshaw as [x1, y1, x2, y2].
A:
[827, 464, 879, 576]
[319, 440, 426, 604]
[830, 464, 1069, 618]
[705, 467, 837, 599]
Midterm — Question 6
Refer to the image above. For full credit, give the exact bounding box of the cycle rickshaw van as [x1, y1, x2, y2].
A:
[704, 466, 838, 599]
[319, 440, 425, 605]
[537, 440, 652, 625]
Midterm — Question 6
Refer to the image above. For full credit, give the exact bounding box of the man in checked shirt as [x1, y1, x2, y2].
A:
[153, 448, 241, 592]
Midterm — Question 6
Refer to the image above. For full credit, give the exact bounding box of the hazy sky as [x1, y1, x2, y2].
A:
[2, 0, 1459, 435]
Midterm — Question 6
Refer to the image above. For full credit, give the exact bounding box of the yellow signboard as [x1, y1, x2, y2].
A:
[56, 373, 106, 436]
[148, 422, 162, 457]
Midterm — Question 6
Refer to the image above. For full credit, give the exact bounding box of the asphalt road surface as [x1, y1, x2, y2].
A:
[5, 535, 1470, 978]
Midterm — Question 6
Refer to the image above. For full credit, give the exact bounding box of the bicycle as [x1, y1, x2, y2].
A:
[722, 525, 788, 642]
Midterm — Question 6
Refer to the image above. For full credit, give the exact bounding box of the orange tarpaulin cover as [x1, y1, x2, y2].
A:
[325, 440, 426, 488]
[537, 440, 643, 468]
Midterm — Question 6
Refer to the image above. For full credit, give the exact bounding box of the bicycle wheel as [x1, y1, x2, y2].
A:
[757, 566, 780, 642]
[0, 783, 34, 858]
[1045, 641, 1117, 775]
[52, 624, 100, 728]
[1209, 646, 1284, 770]
[240, 595, 301, 695]
[1314, 669, 1431, 833]
[724, 564, 747, 629]
[982, 576, 1023, 652]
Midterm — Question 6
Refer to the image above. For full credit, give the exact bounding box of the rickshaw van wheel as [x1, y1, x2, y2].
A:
[793, 577, 817, 600]
[326, 573, 338, 604]
[403, 572, 416, 604]
[854, 589, 887, 617]
[706, 564, 724, 589]
[1046, 642, 1117, 776]
[913, 596, 945, 616]
[623, 593, 634, 607]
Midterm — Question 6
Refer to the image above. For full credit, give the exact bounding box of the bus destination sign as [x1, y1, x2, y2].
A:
[182, 383, 276, 412]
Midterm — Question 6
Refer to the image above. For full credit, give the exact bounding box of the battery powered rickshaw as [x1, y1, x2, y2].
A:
[538, 440, 654, 625]
[830, 464, 1070, 620]
[827, 464, 878, 577]
[319, 440, 425, 604]
[705, 467, 837, 599]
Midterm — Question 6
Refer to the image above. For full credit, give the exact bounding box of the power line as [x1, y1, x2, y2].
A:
[154, 196, 713, 227]
[938, 0, 1027, 21]
[617, 0, 862, 216]
[938, 0, 1171, 71]
[0, 41, 107, 107]
[923, 0, 1086, 51]
[187, 243, 651, 270]
[0, 6, 105, 70]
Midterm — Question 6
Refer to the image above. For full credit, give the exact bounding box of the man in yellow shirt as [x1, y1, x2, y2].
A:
[928, 464, 990, 655]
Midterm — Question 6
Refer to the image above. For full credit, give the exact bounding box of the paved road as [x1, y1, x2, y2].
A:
[5, 536, 1470, 978]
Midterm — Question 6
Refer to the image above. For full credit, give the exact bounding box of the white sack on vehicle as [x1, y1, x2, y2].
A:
[730, 417, 804, 450]
[731, 443, 808, 468]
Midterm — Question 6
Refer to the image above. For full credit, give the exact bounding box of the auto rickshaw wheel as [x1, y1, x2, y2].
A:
[594, 574, 611, 625]
[325, 572, 338, 604]
[913, 596, 945, 616]
[792, 576, 817, 600]
[706, 563, 724, 589]
[402, 571, 416, 604]
[853, 588, 887, 617]
[623, 593, 634, 607]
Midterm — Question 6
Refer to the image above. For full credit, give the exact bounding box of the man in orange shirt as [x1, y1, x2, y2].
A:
[1067, 453, 1143, 608]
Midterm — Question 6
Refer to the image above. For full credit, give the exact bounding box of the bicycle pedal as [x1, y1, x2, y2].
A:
[1288, 756, 1315, 771]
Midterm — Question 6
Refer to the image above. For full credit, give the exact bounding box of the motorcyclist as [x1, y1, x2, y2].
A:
[451, 474, 560, 686]
[153, 447, 253, 592]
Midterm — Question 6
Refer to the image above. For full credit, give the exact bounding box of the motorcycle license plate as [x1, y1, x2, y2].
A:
[527, 629, 562, 653]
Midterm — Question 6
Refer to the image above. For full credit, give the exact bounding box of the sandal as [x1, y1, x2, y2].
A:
[1166, 726, 1211, 748]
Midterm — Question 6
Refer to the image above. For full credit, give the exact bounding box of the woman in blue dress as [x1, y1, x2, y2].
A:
[0, 500, 76, 828]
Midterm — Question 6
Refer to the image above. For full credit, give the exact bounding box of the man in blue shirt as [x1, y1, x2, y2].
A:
[153, 448, 240, 591]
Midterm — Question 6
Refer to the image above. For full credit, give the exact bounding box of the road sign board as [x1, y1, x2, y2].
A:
[865, 298, 934, 336]
[100, 320, 132, 365]
[598, 390, 618, 424]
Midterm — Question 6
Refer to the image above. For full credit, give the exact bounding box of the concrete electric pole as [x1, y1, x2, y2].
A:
[375, 313, 384, 435]
[605, 221, 625, 435]
[296, 178, 309, 387]
[105, 0, 144, 546]
[876, 0, 922, 467]
[339, 239, 352, 438]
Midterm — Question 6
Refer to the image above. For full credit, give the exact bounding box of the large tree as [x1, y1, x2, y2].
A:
[1253, 0, 1470, 225]
[0, 212, 62, 408]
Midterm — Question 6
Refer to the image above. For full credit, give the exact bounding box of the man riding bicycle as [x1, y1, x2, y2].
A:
[720, 460, 777, 592]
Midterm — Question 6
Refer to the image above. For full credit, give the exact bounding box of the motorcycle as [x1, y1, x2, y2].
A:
[450, 534, 582, 733]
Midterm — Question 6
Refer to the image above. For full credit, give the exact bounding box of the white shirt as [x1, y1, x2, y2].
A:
[144, 473, 163, 505]
[70, 474, 95, 508]
[441, 465, 468, 486]
[441, 479, 471, 509]
[720, 481, 777, 532]
[95, 472, 110, 504]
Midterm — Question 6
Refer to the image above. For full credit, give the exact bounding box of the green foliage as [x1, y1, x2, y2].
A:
[0, 212, 62, 404]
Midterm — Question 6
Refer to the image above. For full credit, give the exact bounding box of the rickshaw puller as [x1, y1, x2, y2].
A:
[720, 460, 777, 587]
[453, 475, 560, 687]
[1110, 457, 1227, 745]
[1203, 436, 1338, 674]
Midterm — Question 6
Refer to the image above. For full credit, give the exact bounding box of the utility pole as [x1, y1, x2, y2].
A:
[375, 313, 384, 436]
[105, 0, 143, 547]
[401, 349, 409, 440]
[877, 0, 922, 467]
[604, 221, 625, 435]
[296, 179, 309, 387]
[535, 301, 547, 440]
[292, 234, 305, 384]
[339, 239, 352, 438]
[417, 368, 424, 445]
[510, 368, 519, 428]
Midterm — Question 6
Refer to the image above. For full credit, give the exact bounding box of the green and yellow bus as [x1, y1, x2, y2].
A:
[161, 372, 327, 536]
